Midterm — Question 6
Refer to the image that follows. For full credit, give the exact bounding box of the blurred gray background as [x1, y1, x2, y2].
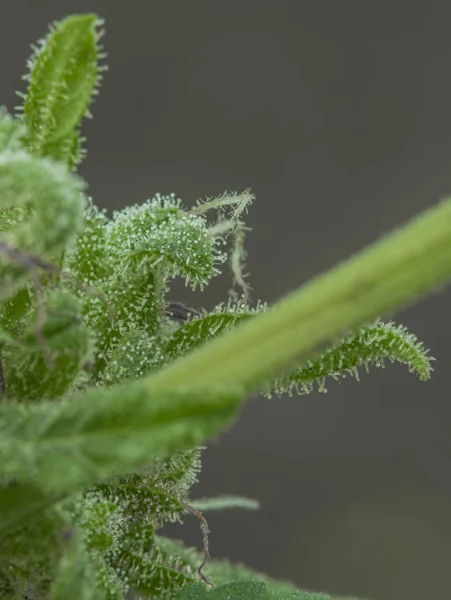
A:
[2, 2, 451, 599]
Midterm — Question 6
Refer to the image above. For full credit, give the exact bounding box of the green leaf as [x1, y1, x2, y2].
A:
[0, 500, 66, 598]
[49, 528, 104, 600]
[44, 129, 86, 171]
[191, 190, 254, 219]
[0, 480, 64, 540]
[0, 108, 26, 153]
[191, 189, 255, 298]
[263, 319, 433, 397]
[0, 150, 85, 299]
[113, 525, 197, 598]
[18, 14, 104, 168]
[164, 581, 265, 600]
[0, 151, 85, 253]
[105, 194, 227, 289]
[150, 537, 298, 594]
[0, 383, 242, 494]
[65, 197, 109, 284]
[164, 310, 256, 360]
[4, 290, 93, 401]
[137, 538, 359, 600]
[98, 328, 165, 385]
[164, 581, 331, 600]
[94, 449, 201, 533]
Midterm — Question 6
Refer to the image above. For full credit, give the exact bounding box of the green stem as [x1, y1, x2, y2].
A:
[147, 197, 451, 394]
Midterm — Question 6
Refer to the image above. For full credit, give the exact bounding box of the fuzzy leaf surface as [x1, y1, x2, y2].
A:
[150, 537, 304, 594]
[163, 581, 331, 600]
[165, 313, 253, 360]
[4, 290, 93, 401]
[19, 14, 103, 168]
[0, 150, 85, 299]
[0, 108, 26, 153]
[49, 528, 104, 600]
[264, 319, 433, 396]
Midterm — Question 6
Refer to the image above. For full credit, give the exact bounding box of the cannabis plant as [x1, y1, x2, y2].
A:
[1, 13, 451, 600]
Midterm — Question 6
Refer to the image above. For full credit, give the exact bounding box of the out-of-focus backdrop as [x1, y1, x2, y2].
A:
[2, 3, 451, 599]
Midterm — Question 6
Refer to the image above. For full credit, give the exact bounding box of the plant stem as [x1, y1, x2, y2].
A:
[147, 197, 451, 395]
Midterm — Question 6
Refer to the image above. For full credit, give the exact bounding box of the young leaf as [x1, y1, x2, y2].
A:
[0, 480, 65, 538]
[4, 290, 93, 401]
[105, 194, 227, 289]
[0, 150, 85, 253]
[164, 308, 259, 360]
[151, 537, 299, 594]
[0, 108, 26, 153]
[191, 189, 254, 218]
[113, 523, 197, 598]
[0, 150, 85, 299]
[229, 223, 252, 300]
[94, 449, 202, 530]
[263, 319, 433, 397]
[18, 14, 104, 169]
[163, 581, 332, 600]
[70, 491, 129, 598]
[49, 528, 103, 600]
[98, 328, 165, 385]
[163, 581, 266, 600]
[65, 197, 109, 284]
[0, 501, 66, 598]
[191, 189, 254, 298]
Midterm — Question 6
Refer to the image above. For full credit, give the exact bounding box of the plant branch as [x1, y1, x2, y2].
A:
[146, 196, 451, 395]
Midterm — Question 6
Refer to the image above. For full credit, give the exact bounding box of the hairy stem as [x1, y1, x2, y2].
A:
[146, 196, 451, 394]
